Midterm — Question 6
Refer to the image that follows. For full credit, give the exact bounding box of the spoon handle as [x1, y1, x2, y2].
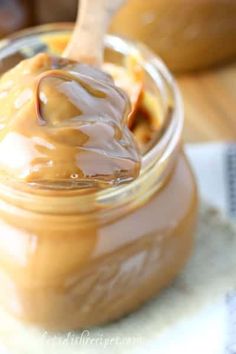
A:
[63, 0, 125, 66]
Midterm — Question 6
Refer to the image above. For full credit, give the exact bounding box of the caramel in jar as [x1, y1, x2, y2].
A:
[0, 25, 198, 330]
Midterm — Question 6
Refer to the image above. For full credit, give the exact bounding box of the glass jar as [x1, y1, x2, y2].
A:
[0, 24, 198, 331]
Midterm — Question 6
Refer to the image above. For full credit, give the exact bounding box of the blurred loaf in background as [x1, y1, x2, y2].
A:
[110, 0, 236, 72]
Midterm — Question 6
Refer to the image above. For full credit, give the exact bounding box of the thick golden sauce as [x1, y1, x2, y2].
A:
[0, 53, 140, 188]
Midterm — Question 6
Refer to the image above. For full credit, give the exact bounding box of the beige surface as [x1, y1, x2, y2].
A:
[178, 62, 236, 142]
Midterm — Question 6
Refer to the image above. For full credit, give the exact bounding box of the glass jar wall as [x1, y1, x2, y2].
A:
[0, 25, 198, 330]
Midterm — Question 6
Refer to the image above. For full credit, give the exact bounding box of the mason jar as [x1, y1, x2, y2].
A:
[0, 24, 198, 331]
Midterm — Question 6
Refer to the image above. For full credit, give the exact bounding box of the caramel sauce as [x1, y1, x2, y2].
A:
[0, 53, 141, 188]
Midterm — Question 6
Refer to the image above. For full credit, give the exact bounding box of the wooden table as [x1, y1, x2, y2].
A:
[177, 62, 236, 143]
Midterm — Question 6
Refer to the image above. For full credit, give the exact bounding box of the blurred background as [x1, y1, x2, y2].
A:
[0, 0, 236, 143]
[0, 3, 235, 350]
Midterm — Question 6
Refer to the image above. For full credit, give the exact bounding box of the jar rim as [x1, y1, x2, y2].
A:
[0, 23, 183, 214]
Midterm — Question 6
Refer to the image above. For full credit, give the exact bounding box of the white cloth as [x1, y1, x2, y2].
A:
[186, 143, 236, 220]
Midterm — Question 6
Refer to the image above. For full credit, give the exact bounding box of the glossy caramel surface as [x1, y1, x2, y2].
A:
[0, 53, 140, 188]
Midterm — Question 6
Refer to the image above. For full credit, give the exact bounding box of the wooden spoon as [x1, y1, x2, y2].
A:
[63, 0, 125, 66]
[63, 0, 143, 128]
